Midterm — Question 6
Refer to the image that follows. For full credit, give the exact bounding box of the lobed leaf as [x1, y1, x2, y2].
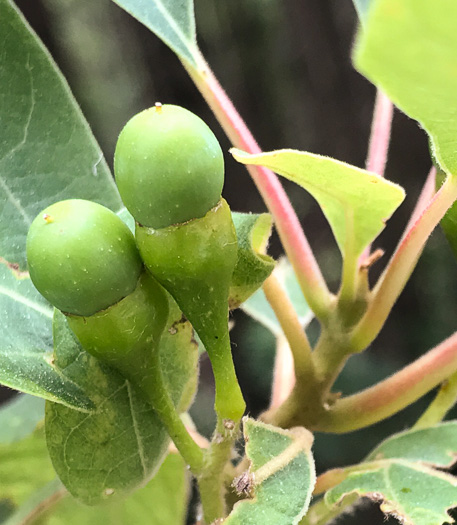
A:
[355, 0, 457, 175]
[232, 149, 405, 261]
[326, 459, 457, 525]
[241, 258, 312, 337]
[224, 418, 315, 525]
[109, 0, 200, 68]
[45, 302, 198, 505]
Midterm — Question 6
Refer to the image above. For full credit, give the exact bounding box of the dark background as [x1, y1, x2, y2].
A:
[4, 1, 457, 523]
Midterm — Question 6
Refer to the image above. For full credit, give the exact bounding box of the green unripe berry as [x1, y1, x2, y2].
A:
[26, 199, 142, 317]
[114, 104, 224, 229]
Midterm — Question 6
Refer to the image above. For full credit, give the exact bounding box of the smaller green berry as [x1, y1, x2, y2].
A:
[114, 103, 224, 229]
[26, 199, 142, 317]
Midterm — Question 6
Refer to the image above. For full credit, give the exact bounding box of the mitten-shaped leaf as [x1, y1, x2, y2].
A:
[26, 199, 142, 317]
[114, 104, 224, 229]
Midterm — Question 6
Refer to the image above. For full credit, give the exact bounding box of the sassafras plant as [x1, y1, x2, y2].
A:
[2, 0, 457, 524]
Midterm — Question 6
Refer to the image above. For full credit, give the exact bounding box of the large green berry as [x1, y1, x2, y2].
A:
[114, 104, 224, 229]
[26, 199, 142, 317]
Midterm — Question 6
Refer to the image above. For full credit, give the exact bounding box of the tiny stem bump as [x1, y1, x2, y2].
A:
[154, 102, 163, 113]
[43, 213, 54, 223]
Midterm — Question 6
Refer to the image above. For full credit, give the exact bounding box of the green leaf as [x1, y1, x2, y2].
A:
[241, 258, 312, 337]
[224, 419, 315, 525]
[231, 149, 405, 260]
[366, 421, 457, 468]
[0, 264, 94, 411]
[45, 303, 198, 505]
[0, 427, 55, 509]
[40, 455, 188, 525]
[0, 0, 121, 407]
[326, 459, 457, 525]
[109, 0, 200, 69]
[229, 212, 275, 309]
[0, 394, 45, 445]
[355, 0, 457, 176]
[352, 0, 373, 24]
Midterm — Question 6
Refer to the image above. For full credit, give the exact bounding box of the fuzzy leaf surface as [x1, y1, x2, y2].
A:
[229, 212, 275, 309]
[326, 459, 457, 525]
[224, 418, 315, 525]
[366, 421, 457, 468]
[109, 0, 199, 68]
[0, 0, 120, 407]
[42, 455, 188, 525]
[232, 149, 404, 259]
[241, 258, 312, 336]
[355, 0, 457, 175]
[0, 394, 45, 445]
[45, 303, 198, 505]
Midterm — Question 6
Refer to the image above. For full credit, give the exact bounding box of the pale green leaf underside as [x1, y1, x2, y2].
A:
[45, 303, 197, 505]
[326, 460, 457, 525]
[42, 455, 188, 525]
[110, 0, 199, 68]
[224, 419, 315, 525]
[241, 258, 312, 336]
[232, 148, 405, 259]
[366, 421, 457, 468]
[355, 0, 457, 175]
[0, 394, 44, 445]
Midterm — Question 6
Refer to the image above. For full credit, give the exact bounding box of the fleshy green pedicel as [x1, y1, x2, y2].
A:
[26, 199, 143, 317]
[114, 103, 224, 229]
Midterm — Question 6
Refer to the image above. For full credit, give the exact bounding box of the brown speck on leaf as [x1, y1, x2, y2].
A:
[232, 471, 255, 497]
[0, 257, 29, 279]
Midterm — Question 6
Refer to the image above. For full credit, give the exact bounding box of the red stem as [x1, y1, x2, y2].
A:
[316, 330, 457, 433]
[185, 57, 333, 320]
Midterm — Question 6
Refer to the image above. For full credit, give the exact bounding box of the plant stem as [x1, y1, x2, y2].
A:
[314, 331, 457, 433]
[183, 55, 333, 322]
[142, 353, 204, 475]
[262, 273, 315, 382]
[270, 334, 296, 409]
[413, 370, 457, 430]
[198, 419, 240, 523]
[359, 89, 394, 266]
[351, 174, 457, 352]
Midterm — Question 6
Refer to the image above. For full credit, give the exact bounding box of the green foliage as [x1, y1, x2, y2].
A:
[42, 455, 189, 525]
[355, 0, 457, 175]
[0, 0, 121, 409]
[229, 212, 275, 309]
[366, 421, 457, 467]
[45, 305, 197, 505]
[0, 395, 44, 445]
[326, 460, 457, 525]
[109, 0, 200, 68]
[232, 148, 405, 260]
[241, 258, 312, 336]
[224, 419, 315, 524]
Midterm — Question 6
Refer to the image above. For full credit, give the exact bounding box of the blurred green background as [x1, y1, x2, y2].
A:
[3, 0, 457, 523]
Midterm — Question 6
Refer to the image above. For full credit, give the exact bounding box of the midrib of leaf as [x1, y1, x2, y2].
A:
[0, 284, 53, 319]
[154, 0, 193, 56]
